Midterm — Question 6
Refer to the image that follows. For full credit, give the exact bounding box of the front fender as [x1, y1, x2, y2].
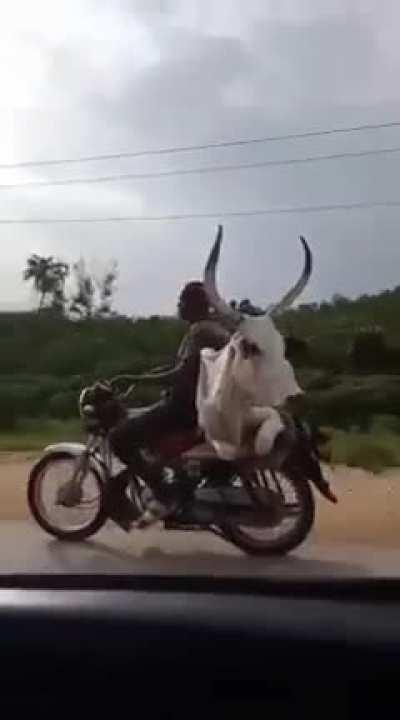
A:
[34, 442, 108, 482]
[44, 442, 87, 456]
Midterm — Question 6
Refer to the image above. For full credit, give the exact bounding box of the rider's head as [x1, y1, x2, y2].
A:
[178, 281, 210, 323]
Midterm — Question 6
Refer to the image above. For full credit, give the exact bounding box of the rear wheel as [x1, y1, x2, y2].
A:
[221, 467, 315, 556]
[28, 452, 107, 541]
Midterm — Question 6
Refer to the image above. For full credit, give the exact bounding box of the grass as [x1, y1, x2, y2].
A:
[0, 418, 82, 452]
[324, 427, 400, 473]
[1, 414, 400, 474]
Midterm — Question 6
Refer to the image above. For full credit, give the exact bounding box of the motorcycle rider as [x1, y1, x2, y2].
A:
[108, 280, 231, 527]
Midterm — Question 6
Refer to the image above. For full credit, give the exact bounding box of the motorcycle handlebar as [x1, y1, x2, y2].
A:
[108, 365, 168, 391]
[103, 376, 137, 400]
[109, 374, 137, 390]
[119, 383, 136, 400]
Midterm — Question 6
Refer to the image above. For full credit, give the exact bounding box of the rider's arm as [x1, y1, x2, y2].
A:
[110, 363, 187, 387]
[133, 363, 186, 385]
[111, 323, 230, 390]
[131, 324, 230, 385]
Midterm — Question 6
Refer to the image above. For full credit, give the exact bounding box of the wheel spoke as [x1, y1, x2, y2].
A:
[33, 456, 102, 534]
[227, 468, 311, 552]
[283, 503, 301, 517]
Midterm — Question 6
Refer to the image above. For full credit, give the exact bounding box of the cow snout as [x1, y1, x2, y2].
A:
[240, 338, 261, 358]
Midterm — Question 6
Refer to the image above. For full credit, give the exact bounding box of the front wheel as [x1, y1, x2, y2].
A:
[221, 468, 315, 556]
[28, 451, 108, 541]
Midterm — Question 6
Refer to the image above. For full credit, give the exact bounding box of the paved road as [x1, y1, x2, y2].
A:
[1, 454, 400, 578]
[0, 520, 398, 578]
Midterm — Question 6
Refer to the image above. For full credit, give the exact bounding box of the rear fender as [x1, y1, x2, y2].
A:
[307, 467, 337, 504]
[286, 446, 337, 504]
[285, 419, 338, 504]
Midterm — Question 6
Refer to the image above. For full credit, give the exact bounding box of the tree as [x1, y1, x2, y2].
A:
[331, 293, 350, 308]
[70, 258, 118, 319]
[69, 259, 95, 318]
[285, 335, 309, 362]
[298, 302, 318, 312]
[349, 330, 389, 373]
[95, 260, 118, 317]
[51, 284, 68, 315]
[23, 254, 69, 312]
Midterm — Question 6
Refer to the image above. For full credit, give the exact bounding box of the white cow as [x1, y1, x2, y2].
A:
[196, 227, 312, 461]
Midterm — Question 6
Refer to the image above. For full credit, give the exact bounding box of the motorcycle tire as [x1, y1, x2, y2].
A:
[221, 470, 315, 556]
[28, 451, 108, 541]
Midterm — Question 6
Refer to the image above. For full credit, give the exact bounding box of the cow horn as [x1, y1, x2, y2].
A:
[203, 225, 241, 323]
[269, 236, 312, 317]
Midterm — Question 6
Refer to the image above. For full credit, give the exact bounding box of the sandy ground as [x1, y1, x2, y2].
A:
[1, 453, 400, 548]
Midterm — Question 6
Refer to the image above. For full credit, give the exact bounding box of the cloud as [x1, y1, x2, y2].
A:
[1, 0, 400, 314]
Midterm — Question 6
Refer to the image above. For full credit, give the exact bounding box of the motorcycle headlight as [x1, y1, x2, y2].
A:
[79, 388, 92, 417]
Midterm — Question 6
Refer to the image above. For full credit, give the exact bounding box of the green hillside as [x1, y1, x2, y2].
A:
[1, 286, 400, 467]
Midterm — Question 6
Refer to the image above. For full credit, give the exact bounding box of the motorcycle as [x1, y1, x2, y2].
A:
[28, 377, 337, 556]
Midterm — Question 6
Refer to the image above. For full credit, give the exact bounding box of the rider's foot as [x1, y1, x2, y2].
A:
[137, 490, 178, 528]
[106, 469, 139, 531]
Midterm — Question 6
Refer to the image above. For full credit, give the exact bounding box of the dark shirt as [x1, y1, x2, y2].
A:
[169, 319, 230, 416]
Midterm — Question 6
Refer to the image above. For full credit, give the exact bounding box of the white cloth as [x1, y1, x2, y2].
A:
[196, 315, 302, 460]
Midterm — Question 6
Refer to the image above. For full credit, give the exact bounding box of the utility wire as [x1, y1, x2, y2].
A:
[1, 120, 400, 169]
[1, 198, 400, 224]
[1, 145, 400, 190]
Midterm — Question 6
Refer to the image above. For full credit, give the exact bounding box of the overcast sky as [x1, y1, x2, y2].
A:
[0, 0, 400, 315]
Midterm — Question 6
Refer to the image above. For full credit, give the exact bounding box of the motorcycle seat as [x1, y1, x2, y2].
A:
[181, 442, 253, 462]
[127, 406, 154, 420]
[181, 423, 295, 468]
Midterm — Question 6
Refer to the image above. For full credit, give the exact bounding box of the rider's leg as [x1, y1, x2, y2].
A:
[110, 400, 180, 481]
[109, 400, 185, 523]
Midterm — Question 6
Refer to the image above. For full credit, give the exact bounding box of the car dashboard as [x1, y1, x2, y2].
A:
[0, 574, 399, 715]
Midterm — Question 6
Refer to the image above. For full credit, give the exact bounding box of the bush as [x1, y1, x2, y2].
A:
[0, 388, 18, 430]
[303, 375, 400, 429]
[306, 372, 338, 391]
[307, 339, 348, 372]
[0, 376, 79, 420]
[0, 418, 82, 452]
[345, 439, 397, 473]
[348, 331, 400, 373]
[34, 336, 101, 375]
[47, 391, 77, 419]
[285, 336, 309, 364]
[65, 375, 85, 391]
[331, 429, 400, 472]
[350, 331, 386, 364]
[0, 381, 42, 427]
[369, 414, 400, 435]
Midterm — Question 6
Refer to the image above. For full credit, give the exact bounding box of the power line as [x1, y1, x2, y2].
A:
[1, 199, 400, 224]
[1, 119, 400, 170]
[2, 145, 400, 190]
